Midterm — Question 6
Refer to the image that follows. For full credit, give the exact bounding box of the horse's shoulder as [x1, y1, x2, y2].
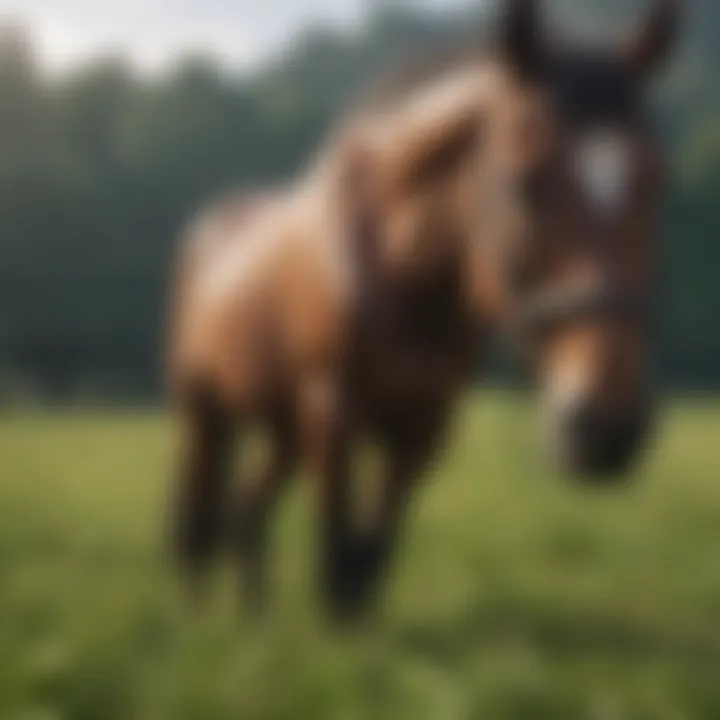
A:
[177, 188, 279, 267]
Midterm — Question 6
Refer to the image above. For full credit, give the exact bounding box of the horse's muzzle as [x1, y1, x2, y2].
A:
[553, 398, 652, 480]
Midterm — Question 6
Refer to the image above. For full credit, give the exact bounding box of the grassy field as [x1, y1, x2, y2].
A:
[2, 394, 720, 720]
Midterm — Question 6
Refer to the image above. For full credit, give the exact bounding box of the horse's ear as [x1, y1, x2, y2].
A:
[625, 0, 681, 80]
[499, 0, 546, 80]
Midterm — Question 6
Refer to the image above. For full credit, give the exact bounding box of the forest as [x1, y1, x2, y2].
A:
[0, 1, 718, 401]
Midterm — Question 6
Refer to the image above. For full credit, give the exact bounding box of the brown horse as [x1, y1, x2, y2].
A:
[168, 0, 680, 618]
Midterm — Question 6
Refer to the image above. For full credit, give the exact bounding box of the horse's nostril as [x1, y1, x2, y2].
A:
[565, 400, 602, 448]
[560, 401, 650, 477]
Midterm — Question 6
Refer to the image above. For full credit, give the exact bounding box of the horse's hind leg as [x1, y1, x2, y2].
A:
[232, 409, 298, 615]
[172, 387, 232, 598]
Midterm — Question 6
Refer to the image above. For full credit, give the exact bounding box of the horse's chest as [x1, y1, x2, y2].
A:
[353, 288, 475, 406]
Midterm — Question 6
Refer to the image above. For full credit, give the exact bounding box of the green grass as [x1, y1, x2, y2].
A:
[2, 393, 720, 720]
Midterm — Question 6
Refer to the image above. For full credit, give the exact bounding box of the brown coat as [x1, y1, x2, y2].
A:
[169, 64, 497, 423]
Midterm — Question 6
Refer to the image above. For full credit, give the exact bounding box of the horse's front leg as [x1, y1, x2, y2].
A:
[232, 409, 299, 616]
[350, 410, 449, 616]
[171, 388, 233, 600]
[300, 375, 360, 620]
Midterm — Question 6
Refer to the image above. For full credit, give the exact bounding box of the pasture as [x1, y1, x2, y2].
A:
[1, 393, 720, 719]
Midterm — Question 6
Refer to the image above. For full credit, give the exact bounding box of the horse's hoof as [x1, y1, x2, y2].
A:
[321, 538, 385, 624]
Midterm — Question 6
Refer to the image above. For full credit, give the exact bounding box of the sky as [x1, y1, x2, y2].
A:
[0, 0, 474, 74]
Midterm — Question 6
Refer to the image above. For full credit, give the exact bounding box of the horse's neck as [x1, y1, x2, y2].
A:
[314, 61, 499, 332]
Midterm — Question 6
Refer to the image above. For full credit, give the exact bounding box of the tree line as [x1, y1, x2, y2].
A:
[0, 2, 718, 402]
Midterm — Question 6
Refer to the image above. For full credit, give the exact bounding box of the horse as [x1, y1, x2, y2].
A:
[167, 0, 680, 619]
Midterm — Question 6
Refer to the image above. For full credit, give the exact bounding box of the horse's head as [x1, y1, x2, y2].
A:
[481, 0, 680, 479]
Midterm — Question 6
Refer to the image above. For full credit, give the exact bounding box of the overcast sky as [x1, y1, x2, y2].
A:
[0, 0, 474, 74]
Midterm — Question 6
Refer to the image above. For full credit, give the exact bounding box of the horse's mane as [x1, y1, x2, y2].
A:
[313, 32, 494, 193]
[351, 37, 490, 116]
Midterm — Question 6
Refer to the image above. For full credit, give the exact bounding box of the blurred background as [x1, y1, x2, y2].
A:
[1, 1, 720, 719]
[0, 0, 717, 403]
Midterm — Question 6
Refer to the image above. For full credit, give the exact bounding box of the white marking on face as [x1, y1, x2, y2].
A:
[540, 362, 592, 464]
[573, 131, 633, 218]
[544, 363, 591, 418]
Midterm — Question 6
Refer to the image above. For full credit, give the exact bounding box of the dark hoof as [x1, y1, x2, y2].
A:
[322, 535, 387, 623]
[170, 511, 223, 612]
[174, 518, 218, 571]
